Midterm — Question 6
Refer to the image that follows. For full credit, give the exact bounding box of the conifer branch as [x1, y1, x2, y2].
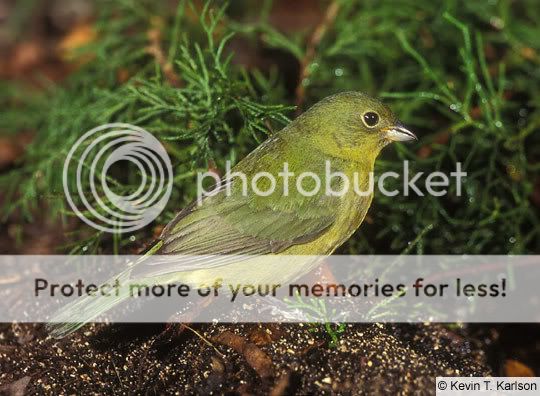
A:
[146, 16, 182, 87]
[295, 1, 341, 113]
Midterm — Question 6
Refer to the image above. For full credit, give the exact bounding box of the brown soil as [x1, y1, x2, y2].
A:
[1, 322, 490, 395]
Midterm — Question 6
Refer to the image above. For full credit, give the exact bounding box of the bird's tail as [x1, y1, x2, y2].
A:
[46, 241, 163, 339]
[46, 270, 131, 338]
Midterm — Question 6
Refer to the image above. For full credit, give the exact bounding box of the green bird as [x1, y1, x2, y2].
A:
[48, 91, 416, 337]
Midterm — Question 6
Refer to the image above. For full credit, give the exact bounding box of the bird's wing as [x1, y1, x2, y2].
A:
[131, 175, 340, 278]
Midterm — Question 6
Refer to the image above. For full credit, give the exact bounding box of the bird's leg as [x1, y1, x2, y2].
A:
[300, 259, 338, 285]
[157, 294, 215, 340]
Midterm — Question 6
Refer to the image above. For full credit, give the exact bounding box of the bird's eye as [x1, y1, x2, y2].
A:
[363, 111, 380, 128]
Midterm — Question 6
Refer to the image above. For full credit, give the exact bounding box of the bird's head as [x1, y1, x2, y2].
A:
[295, 91, 416, 164]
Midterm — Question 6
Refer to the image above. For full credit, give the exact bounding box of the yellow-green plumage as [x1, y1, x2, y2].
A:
[48, 91, 416, 337]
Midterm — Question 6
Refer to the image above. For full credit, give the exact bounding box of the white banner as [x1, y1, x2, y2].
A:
[436, 377, 540, 395]
[0, 255, 538, 323]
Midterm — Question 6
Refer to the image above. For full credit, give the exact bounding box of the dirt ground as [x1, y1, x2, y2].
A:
[1, 321, 494, 395]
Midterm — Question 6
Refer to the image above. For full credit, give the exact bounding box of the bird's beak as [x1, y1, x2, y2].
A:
[385, 122, 417, 142]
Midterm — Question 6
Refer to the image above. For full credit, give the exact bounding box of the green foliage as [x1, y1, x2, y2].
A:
[284, 292, 347, 348]
[292, 0, 540, 254]
[1, 0, 538, 254]
[0, 1, 291, 252]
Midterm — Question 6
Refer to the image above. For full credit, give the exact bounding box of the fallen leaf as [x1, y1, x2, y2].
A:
[269, 371, 292, 396]
[520, 47, 537, 61]
[505, 359, 534, 377]
[0, 376, 31, 396]
[213, 330, 274, 378]
[0, 132, 33, 169]
[248, 327, 273, 346]
[58, 23, 96, 62]
[10, 42, 45, 73]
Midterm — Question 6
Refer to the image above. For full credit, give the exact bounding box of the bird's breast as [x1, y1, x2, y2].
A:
[286, 186, 373, 256]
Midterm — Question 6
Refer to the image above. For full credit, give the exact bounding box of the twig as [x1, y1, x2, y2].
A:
[423, 256, 538, 285]
[111, 359, 123, 388]
[182, 324, 225, 358]
[0, 274, 22, 285]
[146, 17, 182, 87]
[0, 344, 17, 353]
[295, 1, 341, 113]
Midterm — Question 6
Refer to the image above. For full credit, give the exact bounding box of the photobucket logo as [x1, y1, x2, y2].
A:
[197, 160, 467, 203]
[63, 123, 173, 233]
